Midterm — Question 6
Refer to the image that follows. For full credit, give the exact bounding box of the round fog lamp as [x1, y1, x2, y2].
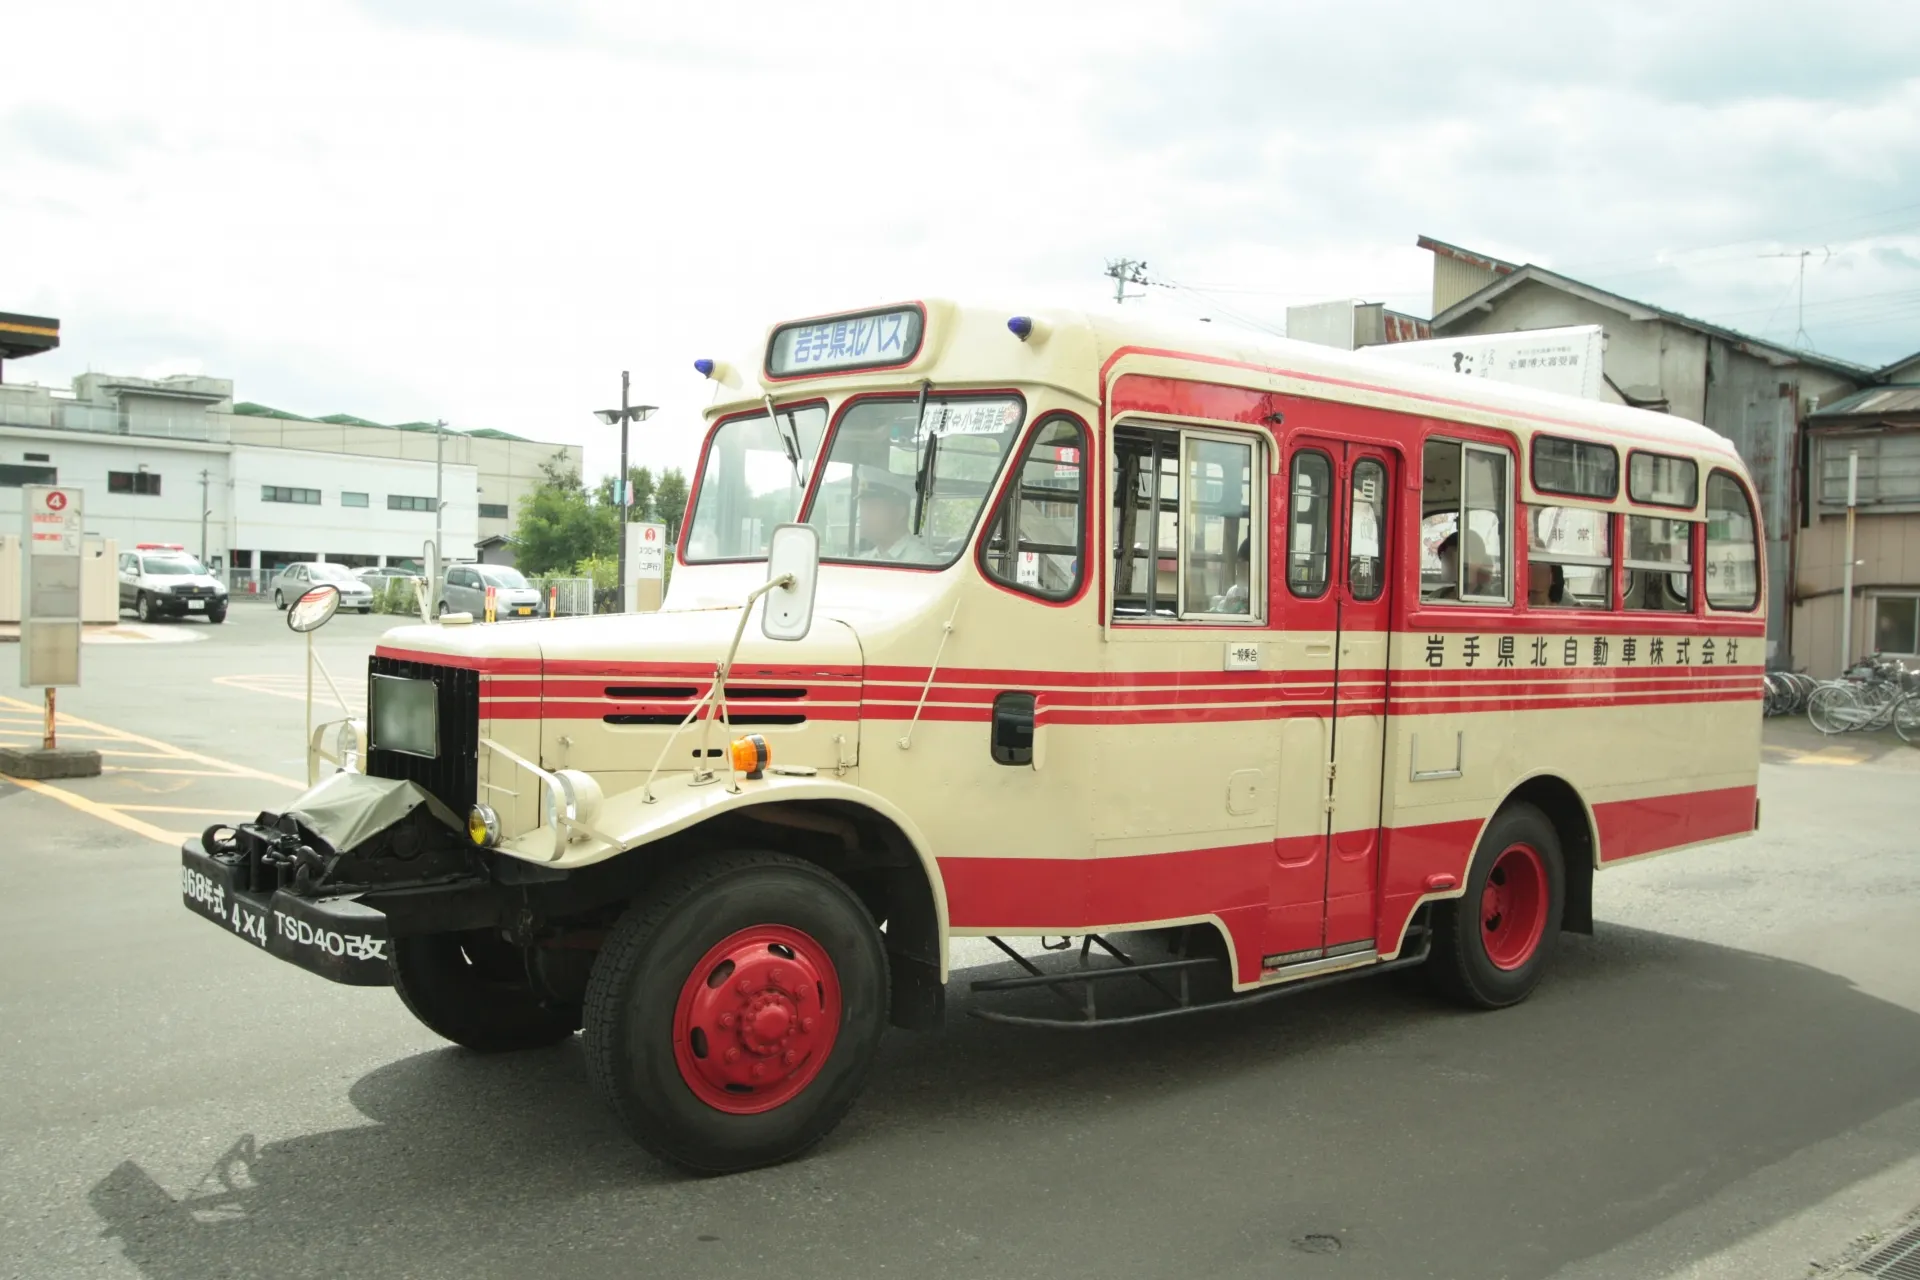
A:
[728, 734, 770, 780]
[468, 804, 500, 847]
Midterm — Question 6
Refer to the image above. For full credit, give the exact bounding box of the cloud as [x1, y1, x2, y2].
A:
[2, 0, 1917, 489]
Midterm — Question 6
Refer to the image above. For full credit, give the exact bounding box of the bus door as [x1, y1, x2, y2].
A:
[1265, 437, 1396, 970]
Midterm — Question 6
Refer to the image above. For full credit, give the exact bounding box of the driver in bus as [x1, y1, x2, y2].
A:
[857, 474, 932, 563]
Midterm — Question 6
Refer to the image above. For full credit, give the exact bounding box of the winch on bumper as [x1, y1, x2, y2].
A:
[179, 773, 492, 987]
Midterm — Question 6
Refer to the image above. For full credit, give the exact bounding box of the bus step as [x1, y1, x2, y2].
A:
[966, 931, 1431, 1030]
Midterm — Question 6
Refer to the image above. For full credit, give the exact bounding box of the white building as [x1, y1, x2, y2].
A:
[0, 371, 580, 585]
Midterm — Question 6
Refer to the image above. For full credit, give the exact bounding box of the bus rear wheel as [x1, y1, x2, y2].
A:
[1427, 802, 1565, 1010]
[582, 852, 888, 1175]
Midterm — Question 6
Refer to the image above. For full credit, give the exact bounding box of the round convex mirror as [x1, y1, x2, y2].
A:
[287, 584, 341, 633]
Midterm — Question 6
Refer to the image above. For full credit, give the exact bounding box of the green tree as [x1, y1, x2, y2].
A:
[625, 465, 656, 523]
[655, 467, 690, 541]
[514, 452, 617, 575]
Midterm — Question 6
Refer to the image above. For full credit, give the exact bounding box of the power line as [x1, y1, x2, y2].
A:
[1104, 258, 1150, 304]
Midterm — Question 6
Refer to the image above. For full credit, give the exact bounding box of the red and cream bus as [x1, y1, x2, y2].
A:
[181, 299, 1766, 1174]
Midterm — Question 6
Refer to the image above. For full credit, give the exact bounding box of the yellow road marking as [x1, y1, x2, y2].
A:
[102, 766, 271, 779]
[0, 730, 125, 742]
[0, 694, 304, 787]
[0, 776, 186, 847]
[110, 804, 249, 816]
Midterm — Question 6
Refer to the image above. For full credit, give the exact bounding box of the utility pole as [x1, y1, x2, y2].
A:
[594, 374, 658, 613]
[1105, 258, 1150, 304]
[198, 469, 210, 564]
[434, 418, 445, 571]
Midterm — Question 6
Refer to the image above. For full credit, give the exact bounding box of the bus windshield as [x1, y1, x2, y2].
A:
[683, 404, 827, 561]
[805, 395, 1025, 568]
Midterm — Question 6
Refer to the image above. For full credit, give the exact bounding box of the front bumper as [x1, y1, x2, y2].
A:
[154, 593, 227, 614]
[180, 841, 393, 986]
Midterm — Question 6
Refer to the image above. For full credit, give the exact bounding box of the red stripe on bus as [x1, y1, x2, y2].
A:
[1593, 784, 1757, 862]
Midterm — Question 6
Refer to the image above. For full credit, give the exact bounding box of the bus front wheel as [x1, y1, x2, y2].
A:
[582, 851, 889, 1175]
[1427, 802, 1565, 1010]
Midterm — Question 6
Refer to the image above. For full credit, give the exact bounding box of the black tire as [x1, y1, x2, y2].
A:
[359, 606, 372, 615]
[135, 593, 154, 623]
[434, 601, 448, 619]
[582, 852, 889, 1175]
[390, 930, 580, 1052]
[206, 608, 227, 624]
[273, 589, 286, 610]
[1427, 802, 1565, 1010]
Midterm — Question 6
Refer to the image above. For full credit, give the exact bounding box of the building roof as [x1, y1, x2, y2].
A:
[1876, 350, 1920, 382]
[1808, 383, 1920, 421]
[0, 311, 60, 362]
[1428, 258, 1877, 381]
[1415, 235, 1518, 278]
[232, 401, 532, 442]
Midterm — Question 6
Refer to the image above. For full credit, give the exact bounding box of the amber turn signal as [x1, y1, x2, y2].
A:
[467, 804, 500, 847]
[728, 733, 770, 779]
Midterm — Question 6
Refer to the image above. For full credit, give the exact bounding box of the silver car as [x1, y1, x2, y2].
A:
[269, 562, 376, 613]
[440, 563, 543, 620]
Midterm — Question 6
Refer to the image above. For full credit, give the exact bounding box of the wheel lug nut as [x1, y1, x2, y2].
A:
[783, 1050, 797, 1066]
[801, 1017, 814, 1032]
[719, 1013, 736, 1029]
[752, 1063, 766, 1079]
[737, 979, 752, 995]
[771, 967, 786, 984]
[725, 1048, 740, 1063]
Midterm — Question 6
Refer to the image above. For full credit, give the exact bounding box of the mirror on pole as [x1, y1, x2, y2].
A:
[762, 523, 820, 641]
[287, 585, 341, 633]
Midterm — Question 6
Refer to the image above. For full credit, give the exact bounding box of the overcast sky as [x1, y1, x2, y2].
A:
[5, 0, 1917, 483]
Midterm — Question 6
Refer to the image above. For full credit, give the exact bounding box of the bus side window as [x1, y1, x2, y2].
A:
[982, 415, 1086, 601]
[1349, 458, 1387, 601]
[1624, 514, 1694, 612]
[1112, 425, 1261, 622]
[1421, 437, 1511, 604]
[1286, 449, 1333, 598]
[1704, 471, 1760, 611]
[1527, 505, 1612, 609]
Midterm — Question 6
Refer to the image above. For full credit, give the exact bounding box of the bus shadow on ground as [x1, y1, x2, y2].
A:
[90, 925, 1920, 1280]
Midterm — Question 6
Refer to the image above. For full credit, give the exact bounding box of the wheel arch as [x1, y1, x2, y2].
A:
[1500, 772, 1596, 935]
[548, 784, 950, 1032]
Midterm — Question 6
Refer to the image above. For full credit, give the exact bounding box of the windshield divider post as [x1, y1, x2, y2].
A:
[910, 380, 935, 537]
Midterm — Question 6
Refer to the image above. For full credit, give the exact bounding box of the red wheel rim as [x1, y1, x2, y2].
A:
[1480, 842, 1548, 971]
[671, 924, 841, 1115]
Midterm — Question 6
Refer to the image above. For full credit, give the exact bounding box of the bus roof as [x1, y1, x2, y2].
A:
[726, 299, 1743, 468]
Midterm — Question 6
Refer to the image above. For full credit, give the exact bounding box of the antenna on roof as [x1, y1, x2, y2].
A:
[1760, 246, 1831, 351]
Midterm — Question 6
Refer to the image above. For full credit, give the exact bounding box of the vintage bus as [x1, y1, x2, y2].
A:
[180, 300, 1766, 1174]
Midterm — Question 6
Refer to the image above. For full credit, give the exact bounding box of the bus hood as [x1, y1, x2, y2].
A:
[376, 607, 864, 778]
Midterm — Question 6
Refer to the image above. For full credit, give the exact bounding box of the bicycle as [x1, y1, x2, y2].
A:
[1807, 654, 1915, 735]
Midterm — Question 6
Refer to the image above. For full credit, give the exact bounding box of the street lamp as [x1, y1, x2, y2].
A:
[594, 370, 657, 612]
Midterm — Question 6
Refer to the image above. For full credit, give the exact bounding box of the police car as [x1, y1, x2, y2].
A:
[117, 544, 229, 623]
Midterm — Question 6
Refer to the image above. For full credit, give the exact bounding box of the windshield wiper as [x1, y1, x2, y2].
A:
[910, 380, 936, 536]
[762, 394, 805, 490]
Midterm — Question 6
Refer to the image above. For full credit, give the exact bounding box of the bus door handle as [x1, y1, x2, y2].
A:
[991, 692, 1036, 767]
[1305, 642, 1333, 658]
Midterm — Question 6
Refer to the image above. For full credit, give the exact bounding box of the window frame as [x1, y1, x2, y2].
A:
[1627, 450, 1700, 510]
[797, 389, 1028, 573]
[1285, 446, 1335, 601]
[108, 470, 162, 496]
[1816, 430, 1920, 510]
[387, 494, 435, 512]
[1703, 468, 1762, 613]
[341, 491, 370, 509]
[1348, 456, 1389, 604]
[1870, 592, 1920, 657]
[478, 501, 509, 520]
[1621, 512, 1698, 614]
[1109, 420, 1266, 626]
[1421, 436, 1515, 608]
[1530, 435, 1619, 500]
[1526, 502, 1615, 611]
[261, 485, 320, 505]
[0, 463, 59, 487]
[682, 397, 831, 566]
[976, 410, 1091, 606]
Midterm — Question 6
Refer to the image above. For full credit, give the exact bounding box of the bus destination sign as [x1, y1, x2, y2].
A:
[768, 305, 923, 377]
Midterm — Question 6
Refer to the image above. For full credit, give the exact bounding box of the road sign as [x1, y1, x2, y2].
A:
[21, 485, 83, 687]
[628, 522, 667, 580]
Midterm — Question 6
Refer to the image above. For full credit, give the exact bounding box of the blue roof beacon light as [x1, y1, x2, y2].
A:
[694, 358, 716, 378]
[1007, 316, 1034, 341]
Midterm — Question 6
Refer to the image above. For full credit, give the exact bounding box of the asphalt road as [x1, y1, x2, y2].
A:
[2, 603, 1917, 1280]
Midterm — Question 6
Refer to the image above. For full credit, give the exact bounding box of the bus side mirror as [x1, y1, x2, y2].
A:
[763, 523, 820, 642]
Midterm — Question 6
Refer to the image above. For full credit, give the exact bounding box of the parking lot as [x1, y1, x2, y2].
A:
[2, 602, 1918, 1280]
